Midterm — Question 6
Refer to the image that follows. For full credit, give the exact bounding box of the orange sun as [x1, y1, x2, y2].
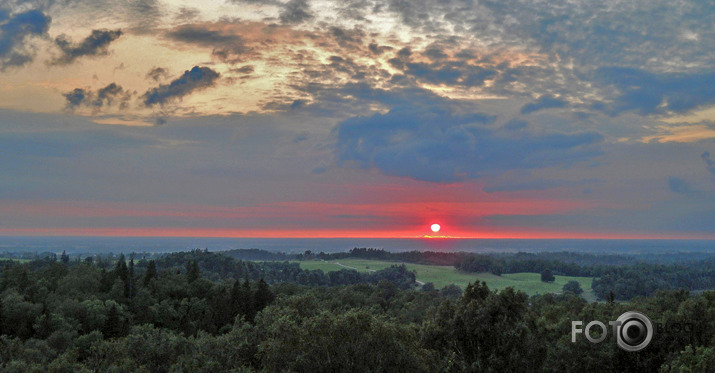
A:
[430, 223, 441, 233]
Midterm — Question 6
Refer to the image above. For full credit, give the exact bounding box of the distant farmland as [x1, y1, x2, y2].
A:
[296, 258, 595, 299]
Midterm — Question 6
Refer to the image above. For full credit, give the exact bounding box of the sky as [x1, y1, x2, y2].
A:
[0, 0, 714, 239]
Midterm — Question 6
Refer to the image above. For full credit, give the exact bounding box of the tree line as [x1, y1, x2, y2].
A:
[0, 249, 712, 372]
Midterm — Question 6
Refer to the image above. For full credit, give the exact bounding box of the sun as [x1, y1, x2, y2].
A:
[430, 223, 441, 233]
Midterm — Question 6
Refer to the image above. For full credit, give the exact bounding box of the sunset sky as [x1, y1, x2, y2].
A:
[1, 0, 715, 239]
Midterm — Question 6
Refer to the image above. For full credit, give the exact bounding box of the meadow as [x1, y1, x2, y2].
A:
[296, 258, 595, 298]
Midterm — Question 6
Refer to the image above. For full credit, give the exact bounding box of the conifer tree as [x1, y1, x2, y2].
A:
[128, 258, 135, 298]
[60, 250, 69, 264]
[242, 274, 254, 320]
[230, 279, 243, 319]
[186, 260, 200, 283]
[115, 254, 129, 298]
[254, 278, 274, 313]
[103, 304, 123, 338]
[144, 260, 157, 286]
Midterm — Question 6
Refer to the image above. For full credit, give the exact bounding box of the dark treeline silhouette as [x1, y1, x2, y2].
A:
[132, 249, 417, 289]
[592, 260, 715, 300]
[0, 249, 712, 372]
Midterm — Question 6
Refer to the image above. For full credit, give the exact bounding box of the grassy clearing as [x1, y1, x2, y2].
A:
[0, 257, 30, 263]
[296, 258, 595, 297]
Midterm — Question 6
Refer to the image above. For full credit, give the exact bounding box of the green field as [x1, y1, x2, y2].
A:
[296, 258, 595, 298]
[0, 257, 30, 263]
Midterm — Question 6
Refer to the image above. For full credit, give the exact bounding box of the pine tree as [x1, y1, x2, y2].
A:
[254, 278, 274, 313]
[241, 275, 254, 321]
[230, 279, 243, 319]
[128, 258, 135, 298]
[144, 260, 157, 286]
[18, 269, 29, 292]
[213, 287, 232, 329]
[60, 250, 69, 264]
[99, 268, 112, 293]
[103, 304, 124, 339]
[186, 260, 200, 283]
[115, 254, 129, 298]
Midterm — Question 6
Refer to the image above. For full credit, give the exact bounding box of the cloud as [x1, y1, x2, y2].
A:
[387, 49, 499, 88]
[334, 98, 603, 183]
[668, 176, 694, 194]
[702, 152, 715, 175]
[0, 8, 51, 69]
[230, 65, 254, 74]
[53, 29, 123, 65]
[483, 178, 598, 193]
[63, 83, 132, 110]
[368, 43, 392, 55]
[479, 0, 715, 70]
[146, 67, 169, 81]
[166, 24, 240, 46]
[503, 119, 528, 131]
[280, 0, 312, 24]
[142, 66, 220, 106]
[594, 67, 715, 115]
[520, 95, 567, 114]
[165, 23, 248, 62]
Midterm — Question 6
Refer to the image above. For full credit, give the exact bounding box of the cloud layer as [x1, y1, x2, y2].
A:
[334, 98, 603, 182]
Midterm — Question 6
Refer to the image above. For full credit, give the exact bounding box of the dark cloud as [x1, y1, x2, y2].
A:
[480, 0, 715, 69]
[595, 67, 715, 115]
[520, 95, 568, 114]
[142, 66, 220, 106]
[503, 119, 528, 131]
[53, 29, 122, 65]
[175, 7, 200, 22]
[63, 83, 132, 110]
[424, 47, 447, 60]
[405, 61, 497, 87]
[386, 47, 498, 88]
[668, 176, 694, 195]
[0, 8, 51, 69]
[127, 0, 164, 33]
[63, 88, 87, 109]
[329, 26, 365, 47]
[230, 65, 254, 74]
[146, 67, 169, 81]
[280, 0, 312, 24]
[372, 0, 715, 106]
[483, 178, 598, 193]
[166, 24, 239, 45]
[368, 43, 392, 55]
[166, 24, 247, 62]
[702, 152, 715, 176]
[334, 98, 603, 182]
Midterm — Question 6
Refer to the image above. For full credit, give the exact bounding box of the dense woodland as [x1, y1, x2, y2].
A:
[0, 248, 713, 372]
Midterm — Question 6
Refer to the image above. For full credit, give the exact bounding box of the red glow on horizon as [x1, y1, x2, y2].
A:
[1, 227, 714, 240]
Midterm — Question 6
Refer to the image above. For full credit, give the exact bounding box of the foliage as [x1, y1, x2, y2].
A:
[541, 269, 555, 283]
[0, 249, 713, 372]
[563, 280, 584, 295]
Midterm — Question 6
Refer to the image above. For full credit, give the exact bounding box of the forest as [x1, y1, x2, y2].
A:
[0, 249, 713, 372]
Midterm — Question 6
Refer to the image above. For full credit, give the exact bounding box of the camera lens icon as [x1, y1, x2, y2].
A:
[615, 311, 653, 351]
